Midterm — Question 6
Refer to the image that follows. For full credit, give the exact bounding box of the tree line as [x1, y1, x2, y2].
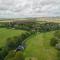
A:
[0, 32, 34, 60]
[0, 22, 60, 32]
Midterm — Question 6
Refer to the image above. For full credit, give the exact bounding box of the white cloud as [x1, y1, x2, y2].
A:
[0, 0, 60, 18]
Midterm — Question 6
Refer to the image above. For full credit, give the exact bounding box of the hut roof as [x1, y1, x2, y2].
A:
[16, 45, 24, 51]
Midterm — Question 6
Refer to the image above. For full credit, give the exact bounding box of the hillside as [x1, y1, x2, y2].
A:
[0, 17, 60, 23]
[24, 31, 58, 60]
[0, 28, 27, 48]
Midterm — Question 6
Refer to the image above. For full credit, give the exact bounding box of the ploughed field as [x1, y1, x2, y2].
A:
[24, 31, 58, 60]
[0, 28, 27, 48]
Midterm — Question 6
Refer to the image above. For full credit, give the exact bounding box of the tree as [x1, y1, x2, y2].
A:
[6, 37, 18, 50]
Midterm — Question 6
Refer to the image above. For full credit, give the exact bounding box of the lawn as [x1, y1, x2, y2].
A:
[0, 28, 26, 48]
[24, 31, 58, 60]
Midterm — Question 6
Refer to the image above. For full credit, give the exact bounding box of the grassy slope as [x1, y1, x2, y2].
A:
[0, 28, 26, 48]
[24, 31, 58, 60]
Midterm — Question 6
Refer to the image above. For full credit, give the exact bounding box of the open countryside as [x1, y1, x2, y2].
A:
[0, 18, 60, 60]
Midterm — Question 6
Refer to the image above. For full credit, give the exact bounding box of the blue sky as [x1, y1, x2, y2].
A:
[0, 0, 60, 18]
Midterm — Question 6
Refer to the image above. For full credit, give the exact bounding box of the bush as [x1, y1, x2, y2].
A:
[50, 38, 58, 46]
[57, 51, 60, 60]
[50, 31, 60, 47]
[4, 51, 25, 60]
[54, 31, 60, 39]
[6, 37, 18, 50]
[2, 32, 32, 60]
[0, 47, 8, 60]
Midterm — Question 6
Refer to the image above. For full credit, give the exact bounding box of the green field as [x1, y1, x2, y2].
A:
[0, 28, 26, 48]
[0, 19, 60, 60]
[24, 31, 58, 60]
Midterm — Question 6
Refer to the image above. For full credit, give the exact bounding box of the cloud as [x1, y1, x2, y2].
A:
[0, 0, 60, 18]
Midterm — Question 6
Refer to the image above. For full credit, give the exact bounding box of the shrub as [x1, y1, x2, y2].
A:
[54, 31, 60, 39]
[3, 32, 32, 59]
[50, 38, 58, 46]
[0, 47, 8, 60]
[57, 51, 60, 60]
[4, 51, 25, 60]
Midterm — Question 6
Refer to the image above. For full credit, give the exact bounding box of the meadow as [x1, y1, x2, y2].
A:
[0, 18, 60, 60]
[24, 31, 58, 60]
[0, 28, 26, 48]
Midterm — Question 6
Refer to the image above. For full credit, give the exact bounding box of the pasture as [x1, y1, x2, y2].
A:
[24, 31, 58, 60]
[0, 18, 60, 60]
[0, 28, 26, 48]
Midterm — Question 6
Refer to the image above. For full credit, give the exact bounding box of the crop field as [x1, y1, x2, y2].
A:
[0, 28, 26, 48]
[24, 31, 58, 60]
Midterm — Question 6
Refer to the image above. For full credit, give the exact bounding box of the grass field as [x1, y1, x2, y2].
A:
[24, 31, 58, 60]
[0, 18, 60, 60]
[0, 28, 26, 48]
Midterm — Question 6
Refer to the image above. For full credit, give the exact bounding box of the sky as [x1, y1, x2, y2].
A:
[0, 0, 60, 18]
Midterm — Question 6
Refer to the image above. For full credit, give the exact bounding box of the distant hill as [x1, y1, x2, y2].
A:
[0, 17, 60, 23]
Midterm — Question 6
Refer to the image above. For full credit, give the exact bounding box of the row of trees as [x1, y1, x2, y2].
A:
[0, 32, 33, 60]
[38, 23, 60, 32]
[0, 22, 60, 32]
